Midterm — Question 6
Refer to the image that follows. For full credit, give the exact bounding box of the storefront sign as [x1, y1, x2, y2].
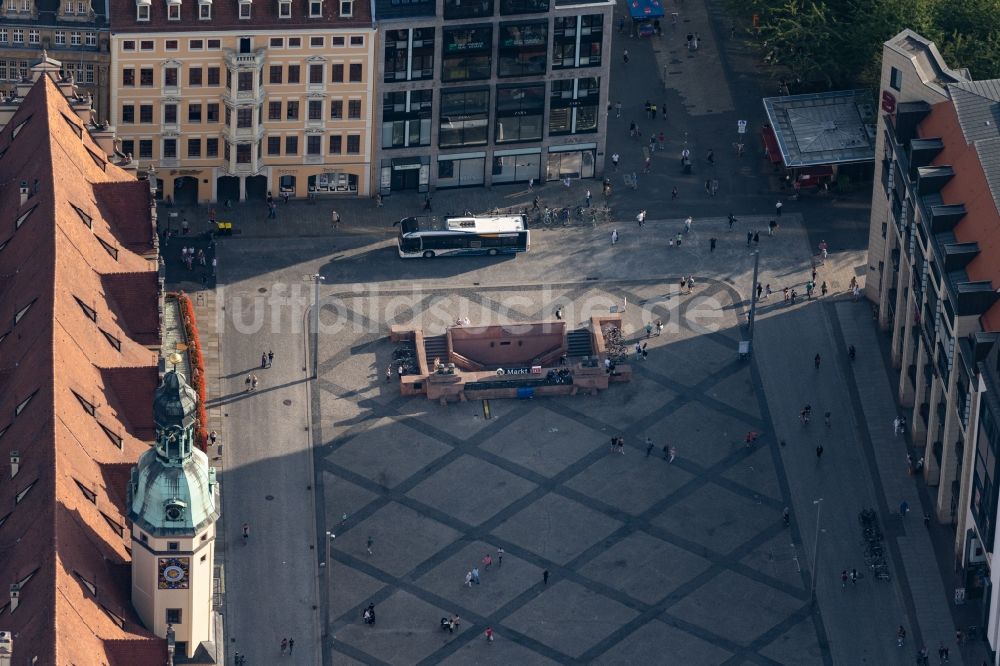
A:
[881, 90, 896, 113]
[496, 367, 534, 376]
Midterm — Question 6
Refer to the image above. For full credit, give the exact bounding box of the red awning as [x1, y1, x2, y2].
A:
[760, 126, 782, 165]
[797, 165, 834, 180]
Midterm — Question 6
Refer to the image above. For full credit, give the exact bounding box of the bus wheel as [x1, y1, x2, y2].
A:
[487, 249, 498, 256]
[422, 250, 435, 258]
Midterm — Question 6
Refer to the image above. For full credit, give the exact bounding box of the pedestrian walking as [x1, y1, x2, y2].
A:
[662, 444, 670, 460]
[824, 411, 831, 428]
[465, 571, 473, 587]
[288, 639, 294, 654]
[655, 319, 663, 336]
[850, 568, 858, 584]
[251, 374, 258, 390]
[637, 209, 646, 226]
[710, 237, 716, 252]
[211, 257, 217, 275]
[684, 216, 692, 233]
[543, 570, 549, 584]
[485, 627, 495, 643]
[242, 522, 250, 543]
[386, 366, 392, 382]
[899, 500, 909, 517]
[261, 352, 267, 369]
[819, 240, 829, 260]
[483, 553, 493, 570]
[782, 507, 790, 526]
[623, 49, 630, 63]
[814, 353, 821, 369]
[668, 446, 676, 463]
[615, 101, 622, 117]
[423, 195, 432, 211]
[775, 200, 783, 216]
[366, 535, 374, 556]
[281, 638, 288, 654]
[728, 213, 737, 230]
[586, 189, 592, 207]
[704, 179, 711, 195]
[746, 231, 752, 247]
[711, 179, 719, 197]
[611, 152, 620, 170]
[671, 186, 678, 200]
[645, 437, 654, 457]
[706, 149, 714, 164]
[768, 219, 777, 236]
[181, 217, 189, 235]
[650, 104, 657, 119]
[658, 131, 665, 150]
[210, 430, 218, 446]
[611, 229, 619, 245]
[841, 570, 848, 588]
[497, 546, 504, 567]
[816, 444, 824, 459]
[753, 231, 760, 245]
[756, 283, 763, 300]
[897, 625, 906, 647]
[471, 567, 480, 584]
[821, 281, 828, 297]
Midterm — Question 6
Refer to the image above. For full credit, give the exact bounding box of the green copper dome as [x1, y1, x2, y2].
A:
[128, 370, 219, 536]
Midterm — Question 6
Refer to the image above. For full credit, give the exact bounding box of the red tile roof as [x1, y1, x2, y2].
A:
[0, 73, 165, 665]
[101, 271, 161, 346]
[109, 0, 371, 32]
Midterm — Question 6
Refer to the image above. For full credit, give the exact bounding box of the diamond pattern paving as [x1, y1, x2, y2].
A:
[315, 281, 826, 665]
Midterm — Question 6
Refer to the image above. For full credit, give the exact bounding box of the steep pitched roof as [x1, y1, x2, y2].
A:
[0, 73, 165, 665]
[948, 80, 1000, 215]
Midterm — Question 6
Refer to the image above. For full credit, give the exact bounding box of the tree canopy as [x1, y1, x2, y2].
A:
[732, 0, 1000, 89]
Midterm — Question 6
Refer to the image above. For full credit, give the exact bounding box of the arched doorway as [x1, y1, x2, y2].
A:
[216, 176, 239, 204]
[245, 175, 268, 201]
[172, 176, 198, 206]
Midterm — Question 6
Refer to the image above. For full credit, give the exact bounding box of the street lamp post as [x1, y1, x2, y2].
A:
[810, 498, 824, 602]
[311, 273, 325, 379]
[748, 249, 760, 339]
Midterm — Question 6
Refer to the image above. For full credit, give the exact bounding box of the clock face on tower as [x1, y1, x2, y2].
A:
[158, 557, 190, 589]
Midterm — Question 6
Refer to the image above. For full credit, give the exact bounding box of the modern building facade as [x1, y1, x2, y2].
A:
[108, 0, 375, 203]
[372, 0, 613, 194]
[0, 69, 165, 665]
[866, 30, 1000, 652]
[0, 0, 111, 120]
[129, 369, 220, 661]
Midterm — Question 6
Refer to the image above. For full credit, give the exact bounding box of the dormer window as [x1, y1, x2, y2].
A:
[309, 0, 321, 16]
[167, 0, 180, 19]
[198, 0, 210, 18]
[339, 0, 351, 15]
[136, 0, 149, 20]
[278, 0, 290, 17]
[164, 500, 187, 522]
[238, 0, 250, 18]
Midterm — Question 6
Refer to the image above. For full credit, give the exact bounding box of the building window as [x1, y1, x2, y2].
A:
[207, 103, 219, 122]
[286, 100, 299, 120]
[308, 100, 322, 120]
[139, 139, 153, 158]
[123, 39, 136, 51]
[495, 83, 543, 142]
[285, 135, 298, 155]
[278, 0, 290, 16]
[309, 64, 323, 84]
[190, 39, 204, 49]
[199, 1, 210, 18]
[339, 0, 351, 16]
[167, 3, 179, 19]
[206, 137, 218, 156]
[121, 139, 133, 156]
[349, 63, 362, 82]
[239, 0, 250, 17]
[288, 37, 301, 48]
[121, 104, 134, 123]
[350, 35, 363, 46]
[329, 100, 343, 119]
[165, 39, 178, 50]
[384, 28, 435, 83]
[329, 135, 341, 153]
[439, 88, 489, 147]
[122, 69, 135, 86]
[164, 67, 178, 88]
[287, 65, 300, 83]
[189, 67, 202, 86]
[207, 67, 220, 86]
[309, 0, 321, 15]
[267, 136, 280, 155]
[28, 29, 38, 44]
[382, 89, 432, 148]
[139, 104, 153, 123]
[13, 29, 24, 44]
[500, 0, 547, 12]
[188, 103, 202, 122]
[140, 39, 154, 50]
[443, 0, 492, 19]
[236, 143, 251, 162]
[163, 139, 177, 158]
[54, 30, 64, 45]
[140, 68, 153, 86]
[310, 36, 324, 47]
[187, 138, 201, 158]
[268, 100, 281, 120]
[269, 65, 282, 84]
[307, 135, 321, 155]
[346, 134, 360, 153]
[347, 99, 361, 119]
[332, 35, 345, 46]
[890, 66, 902, 91]
[166, 608, 182, 624]
[136, 4, 149, 20]
[442, 26, 492, 82]
[549, 77, 599, 135]
[207, 39, 221, 49]
[498, 21, 547, 77]
[330, 63, 343, 82]
[85, 32, 97, 46]
[237, 107, 253, 128]
[164, 103, 177, 124]
[553, 15, 602, 69]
